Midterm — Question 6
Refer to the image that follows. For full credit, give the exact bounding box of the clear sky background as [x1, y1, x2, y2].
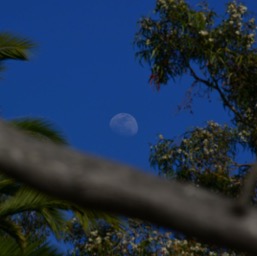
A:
[0, 0, 256, 172]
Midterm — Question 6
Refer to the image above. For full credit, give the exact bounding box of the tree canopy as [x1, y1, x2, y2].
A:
[135, 0, 257, 152]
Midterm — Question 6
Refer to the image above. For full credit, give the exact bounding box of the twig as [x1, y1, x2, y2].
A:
[188, 64, 251, 129]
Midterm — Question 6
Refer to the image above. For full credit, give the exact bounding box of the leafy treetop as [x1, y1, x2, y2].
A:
[135, 0, 257, 153]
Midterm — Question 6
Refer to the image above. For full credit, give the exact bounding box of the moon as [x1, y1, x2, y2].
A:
[109, 113, 138, 137]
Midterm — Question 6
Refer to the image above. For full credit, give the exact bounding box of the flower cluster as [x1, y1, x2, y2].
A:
[199, 30, 209, 36]
[224, 1, 256, 48]
[157, 0, 184, 8]
[227, 2, 247, 16]
[149, 121, 247, 196]
[66, 218, 242, 255]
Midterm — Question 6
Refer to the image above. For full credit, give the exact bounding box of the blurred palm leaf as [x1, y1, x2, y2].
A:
[0, 217, 26, 249]
[4, 118, 122, 248]
[0, 186, 70, 237]
[10, 117, 121, 227]
[0, 32, 121, 252]
[70, 205, 122, 233]
[0, 173, 19, 198]
[0, 33, 33, 61]
[0, 174, 121, 245]
[10, 118, 67, 145]
[0, 140, 69, 246]
[0, 237, 62, 256]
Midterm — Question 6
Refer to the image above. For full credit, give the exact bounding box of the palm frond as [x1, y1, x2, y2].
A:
[24, 242, 62, 256]
[0, 187, 51, 217]
[0, 175, 14, 190]
[0, 218, 26, 249]
[0, 186, 73, 238]
[0, 33, 34, 61]
[0, 186, 69, 217]
[69, 205, 122, 233]
[0, 237, 62, 256]
[0, 177, 122, 239]
[40, 208, 66, 239]
[10, 118, 67, 145]
[0, 174, 20, 198]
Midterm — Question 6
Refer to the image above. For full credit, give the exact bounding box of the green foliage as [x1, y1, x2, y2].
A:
[10, 118, 67, 145]
[135, 0, 257, 152]
[149, 121, 249, 197]
[0, 116, 121, 252]
[0, 173, 69, 247]
[65, 218, 171, 255]
[8, 117, 121, 244]
[0, 116, 72, 247]
[0, 217, 26, 250]
[64, 218, 244, 256]
[0, 33, 33, 73]
[0, 237, 62, 256]
[0, 33, 34, 61]
[0, 120, 121, 251]
[0, 117, 122, 253]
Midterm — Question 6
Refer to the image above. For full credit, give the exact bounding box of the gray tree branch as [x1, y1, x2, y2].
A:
[0, 119, 256, 254]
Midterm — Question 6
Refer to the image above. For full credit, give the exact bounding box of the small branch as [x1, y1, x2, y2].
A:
[188, 64, 212, 88]
[188, 64, 251, 129]
[235, 163, 254, 168]
[0, 120, 257, 254]
[212, 80, 252, 128]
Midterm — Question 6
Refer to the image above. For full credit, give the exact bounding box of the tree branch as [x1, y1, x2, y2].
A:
[188, 64, 212, 88]
[188, 64, 250, 128]
[0, 120, 256, 254]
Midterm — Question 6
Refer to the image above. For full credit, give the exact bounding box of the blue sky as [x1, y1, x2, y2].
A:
[0, 0, 256, 173]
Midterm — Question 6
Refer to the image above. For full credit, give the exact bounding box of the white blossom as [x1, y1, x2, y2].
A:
[237, 22, 242, 28]
[90, 230, 98, 236]
[145, 39, 151, 45]
[160, 247, 169, 255]
[166, 240, 172, 248]
[232, 13, 240, 19]
[203, 148, 209, 155]
[95, 236, 102, 244]
[239, 5, 247, 14]
[131, 242, 138, 249]
[247, 33, 255, 43]
[161, 155, 169, 160]
[227, 3, 236, 14]
[203, 139, 208, 145]
[122, 239, 128, 245]
[159, 134, 164, 140]
[199, 30, 209, 36]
